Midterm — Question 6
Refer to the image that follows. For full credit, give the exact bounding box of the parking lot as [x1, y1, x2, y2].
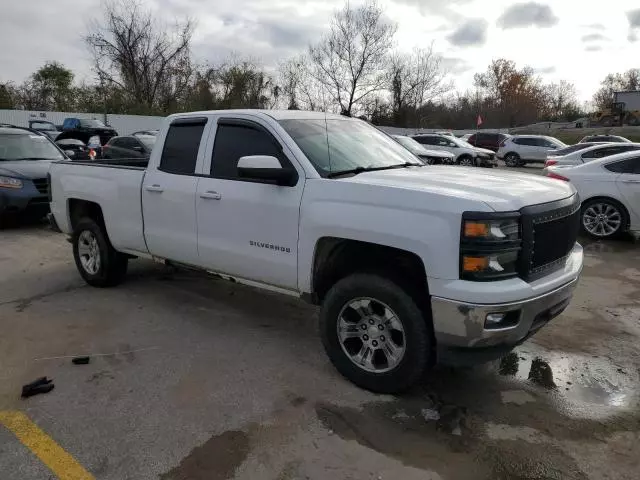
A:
[1, 163, 639, 480]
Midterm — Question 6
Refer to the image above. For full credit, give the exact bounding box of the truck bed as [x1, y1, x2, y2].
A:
[49, 160, 149, 255]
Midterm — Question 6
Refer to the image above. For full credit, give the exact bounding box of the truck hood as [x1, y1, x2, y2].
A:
[0, 160, 54, 179]
[341, 166, 575, 211]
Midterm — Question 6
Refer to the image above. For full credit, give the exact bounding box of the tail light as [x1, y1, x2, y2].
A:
[88, 148, 97, 160]
[545, 159, 557, 167]
[547, 171, 569, 181]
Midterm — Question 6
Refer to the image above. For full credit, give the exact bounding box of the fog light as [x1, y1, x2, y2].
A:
[485, 313, 506, 325]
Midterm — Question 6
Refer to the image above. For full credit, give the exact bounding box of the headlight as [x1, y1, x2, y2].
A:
[0, 176, 23, 189]
[460, 214, 521, 281]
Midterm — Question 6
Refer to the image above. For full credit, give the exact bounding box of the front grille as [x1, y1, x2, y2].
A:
[32, 178, 49, 196]
[519, 195, 580, 280]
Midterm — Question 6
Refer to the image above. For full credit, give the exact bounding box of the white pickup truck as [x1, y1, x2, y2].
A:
[49, 110, 584, 393]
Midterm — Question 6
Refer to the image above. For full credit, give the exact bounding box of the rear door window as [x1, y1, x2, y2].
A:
[159, 120, 207, 175]
[605, 157, 640, 174]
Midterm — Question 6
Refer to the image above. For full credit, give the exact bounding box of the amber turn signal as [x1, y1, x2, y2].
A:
[462, 255, 489, 272]
[464, 221, 489, 237]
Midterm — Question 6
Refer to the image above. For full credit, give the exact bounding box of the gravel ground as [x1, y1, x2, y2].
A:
[1, 207, 639, 479]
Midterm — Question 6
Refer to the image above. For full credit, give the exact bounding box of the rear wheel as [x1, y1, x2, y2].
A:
[581, 198, 628, 239]
[320, 273, 432, 393]
[504, 152, 521, 167]
[72, 218, 128, 287]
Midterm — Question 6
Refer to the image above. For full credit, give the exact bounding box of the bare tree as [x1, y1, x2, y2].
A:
[388, 45, 452, 126]
[278, 55, 325, 111]
[543, 80, 579, 120]
[309, 1, 396, 116]
[85, 0, 195, 113]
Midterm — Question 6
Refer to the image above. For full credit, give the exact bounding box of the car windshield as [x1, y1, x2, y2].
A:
[80, 119, 107, 128]
[138, 135, 156, 149]
[450, 137, 474, 148]
[32, 122, 56, 131]
[0, 133, 64, 161]
[279, 118, 421, 177]
[393, 135, 426, 154]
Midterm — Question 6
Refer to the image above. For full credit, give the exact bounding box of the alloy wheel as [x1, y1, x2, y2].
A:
[582, 202, 622, 237]
[337, 297, 406, 373]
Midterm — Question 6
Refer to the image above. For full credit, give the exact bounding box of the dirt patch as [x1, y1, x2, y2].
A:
[160, 430, 250, 480]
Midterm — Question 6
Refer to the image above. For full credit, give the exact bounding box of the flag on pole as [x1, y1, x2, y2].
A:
[476, 115, 483, 127]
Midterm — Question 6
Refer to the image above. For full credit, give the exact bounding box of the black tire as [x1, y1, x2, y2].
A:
[320, 273, 432, 394]
[504, 152, 520, 167]
[457, 155, 475, 167]
[580, 198, 629, 240]
[72, 217, 128, 287]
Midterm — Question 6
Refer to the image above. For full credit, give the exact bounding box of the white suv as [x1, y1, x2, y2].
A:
[497, 135, 566, 167]
[411, 134, 497, 167]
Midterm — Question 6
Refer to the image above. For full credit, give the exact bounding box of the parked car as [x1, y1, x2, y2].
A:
[391, 135, 454, 164]
[0, 125, 67, 224]
[544, 143, 640, 169]
[411, 133, 497, 167]
[55, 118, 118, 146]
[578, 135, 631, 143]
[545, 142, 608, 160]
[102, 135, 156, 159]
[50, 109, 583, 393]
[55, 138, 95, 161]
[546, 151, 639, 239]
[132, 129, 160, 137]
[28, 120, 60, 140]
[466, 132, 511, 152]
[497, 135, 567, 167]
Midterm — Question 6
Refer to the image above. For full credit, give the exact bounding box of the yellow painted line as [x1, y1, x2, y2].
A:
[0, 411, 95, 480]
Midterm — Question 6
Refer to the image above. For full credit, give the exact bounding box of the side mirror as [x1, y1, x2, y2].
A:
[64, 150, 76, 158]
[237, 155, 295, 186]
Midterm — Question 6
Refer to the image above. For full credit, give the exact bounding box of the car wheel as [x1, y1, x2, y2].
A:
[581, 199, 628, 239]
[320, 273, 432, 394]
[457, 155, 475, 167]
[504, 153, 520, 167]
[72, 217, 128, 287]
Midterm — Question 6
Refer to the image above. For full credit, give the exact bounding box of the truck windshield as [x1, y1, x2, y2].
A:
[279, 118, 421, 177]
[0, 133, 64, 161]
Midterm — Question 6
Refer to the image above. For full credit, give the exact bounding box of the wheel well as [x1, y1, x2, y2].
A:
[505, 151, 519, 158]
[68, 199, 104, 231]
[311, 238, 429, 306]
[581, 196, 630, 227]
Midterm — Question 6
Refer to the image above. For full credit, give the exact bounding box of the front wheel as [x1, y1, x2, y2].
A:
[320, 274, 432, 393]
[581, 199, 628, 239]
[72, 218, 128, 287]
[457, 155, 475, 167]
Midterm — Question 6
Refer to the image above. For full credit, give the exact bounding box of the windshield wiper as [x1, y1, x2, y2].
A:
[327, 162, 421, 178]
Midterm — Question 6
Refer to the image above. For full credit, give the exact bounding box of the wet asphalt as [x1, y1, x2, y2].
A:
[0, 212, 639, 479]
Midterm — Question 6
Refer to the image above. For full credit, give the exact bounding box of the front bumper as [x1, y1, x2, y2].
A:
[0, 185, 49, 217]
[431, 275, 579, 365]
[476, 155, 497, 167]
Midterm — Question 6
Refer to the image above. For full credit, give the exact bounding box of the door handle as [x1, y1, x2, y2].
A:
[145, 184, 164, 193]
[200, 191, 222, 200]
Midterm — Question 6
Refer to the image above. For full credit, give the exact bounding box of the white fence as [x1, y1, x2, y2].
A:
[0, 109, 164, 135]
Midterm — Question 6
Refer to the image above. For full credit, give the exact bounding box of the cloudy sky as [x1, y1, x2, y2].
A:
[1, 0, 639, 102]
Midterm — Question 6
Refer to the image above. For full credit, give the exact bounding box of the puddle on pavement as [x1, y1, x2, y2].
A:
[580, 237, 639, 255]
[495, 346, 638, 411]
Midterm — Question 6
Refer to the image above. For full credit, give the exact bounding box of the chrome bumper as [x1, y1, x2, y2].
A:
[431, 276, 579, 351]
